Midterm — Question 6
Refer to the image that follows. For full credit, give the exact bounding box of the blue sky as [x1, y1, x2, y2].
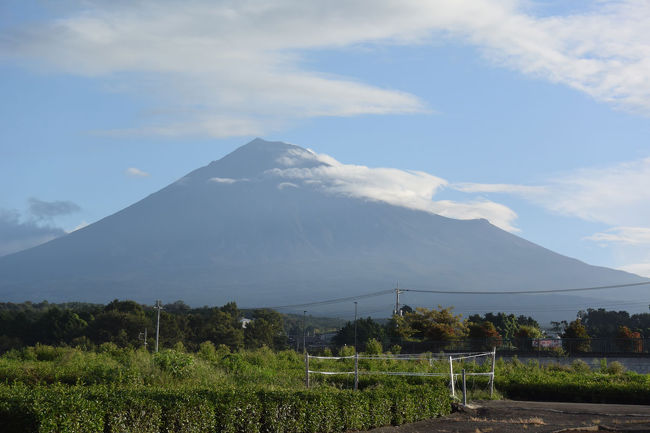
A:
[1, 0, 650, 278]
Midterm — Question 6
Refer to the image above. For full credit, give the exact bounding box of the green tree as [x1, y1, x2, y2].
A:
[333, 317, 385, 348]
[467, 321, 502, 350]
[562, 319, 591, 353]
[244, 309, 287, 350]
[88, 309, 151, 347]
[579, 308, 631, 338]
[514, 325, 543, 352]
[394, 306, 467, 341]
[196, 307, 244, 350]
[468, 312, 521, 340]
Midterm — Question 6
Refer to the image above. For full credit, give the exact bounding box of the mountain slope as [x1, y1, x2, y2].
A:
[0, 139, 645, 318]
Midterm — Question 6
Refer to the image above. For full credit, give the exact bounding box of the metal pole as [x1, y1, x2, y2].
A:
[449, 355, 455, 397]
[354, 301, 358, 391]
[462, 369, 467, 406]
[394, 285, 399, 316]
[393, 284, 404, 316]
[155, 300, 162, 353]
[354, 352, 359, 391]
[354, 302, 358, 352]
[144, 328, 147, 349]
[490, 347, 496, 397]
[305, 351, 310, 388]
[303, 310, 307, 353]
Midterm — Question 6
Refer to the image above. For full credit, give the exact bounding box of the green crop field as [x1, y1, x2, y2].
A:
[0, 344, 648, 433]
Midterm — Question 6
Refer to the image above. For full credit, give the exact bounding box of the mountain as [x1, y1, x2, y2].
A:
[0, 138, 646, 320]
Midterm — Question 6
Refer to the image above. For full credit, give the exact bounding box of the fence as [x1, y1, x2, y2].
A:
[304, 349, 496, 399]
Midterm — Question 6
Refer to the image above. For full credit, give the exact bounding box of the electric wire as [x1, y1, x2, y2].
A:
[260, 289, 394, 310]
[425, 299, 650, 315]
[402, 281, 650, 295]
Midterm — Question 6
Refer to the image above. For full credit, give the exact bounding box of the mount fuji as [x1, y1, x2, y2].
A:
[0, 139, 645, 319]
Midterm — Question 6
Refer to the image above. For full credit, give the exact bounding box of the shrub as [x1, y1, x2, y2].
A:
[607, 361, 626, 375]
[365, 339, 383, 355]
[153, 349, 194, 378]
[198, 341, 216, 361]
[571, 359, 591, 374]
[0, 383, 452, 433]
[103, 390, 161, 433]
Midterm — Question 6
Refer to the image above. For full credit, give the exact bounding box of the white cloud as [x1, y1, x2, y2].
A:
[540, 157, 650, 226]
[28, 197, 81, 220]
[453, 157, 650, 228]
[125, 167, 150, 177]
[209, 177, 239, 184]
[0, 209, 65, 256]
[451, 157, 650, 276]
[453, 183, 547, 195]
[268, 149, 519, 231]
[618, 263, 650, 278]
[3, 1, 650, 137]
[68, 221, 89, 233]
[585, 226, 650, 245]
[277, 182, 299, 190]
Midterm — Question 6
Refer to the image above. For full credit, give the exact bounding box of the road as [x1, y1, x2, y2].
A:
[367, 400, 650, 433]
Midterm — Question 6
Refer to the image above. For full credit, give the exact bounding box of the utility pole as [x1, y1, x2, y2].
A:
[393, 283, 403, 316]
[154, 300, 163, 353]
[302, 310, 307, 353]
[139, 328, 148, 349]
[354, 301, 358, 391]
[354, 301, 358, 352]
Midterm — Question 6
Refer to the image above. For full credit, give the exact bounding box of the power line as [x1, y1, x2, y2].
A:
[448, 299, 650, 313]
[403, 281, 650, 295]
[260, 289, 394, 310]
[250, 280, 649, 316]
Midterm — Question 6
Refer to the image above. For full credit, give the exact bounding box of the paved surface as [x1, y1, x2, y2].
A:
[367, 400, 650, 433]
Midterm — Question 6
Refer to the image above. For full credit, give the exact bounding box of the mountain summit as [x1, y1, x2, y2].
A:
[0, 139, 644, 318]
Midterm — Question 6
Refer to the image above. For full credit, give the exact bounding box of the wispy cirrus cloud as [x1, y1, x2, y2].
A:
[585, 227, 650, 245]
[2, 1, 650, 137]
[451, 156, 650, 277]
[541, 158, 650, 227]
[453, 157, 650, 228]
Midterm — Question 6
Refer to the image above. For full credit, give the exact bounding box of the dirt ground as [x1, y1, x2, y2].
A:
[367, 400, 650, 433]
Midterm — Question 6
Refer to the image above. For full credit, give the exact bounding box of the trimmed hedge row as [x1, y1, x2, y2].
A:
[0, 384, 451, 433]
[497, 372, 650, 405]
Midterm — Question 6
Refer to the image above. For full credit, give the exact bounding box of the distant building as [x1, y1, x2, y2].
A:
[239, 318, 252, 329]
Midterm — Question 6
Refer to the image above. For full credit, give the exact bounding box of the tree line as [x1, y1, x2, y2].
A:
[0, 300, 648, 354]
[0, 300, 291, 353]
[334, 305, 650, 354]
